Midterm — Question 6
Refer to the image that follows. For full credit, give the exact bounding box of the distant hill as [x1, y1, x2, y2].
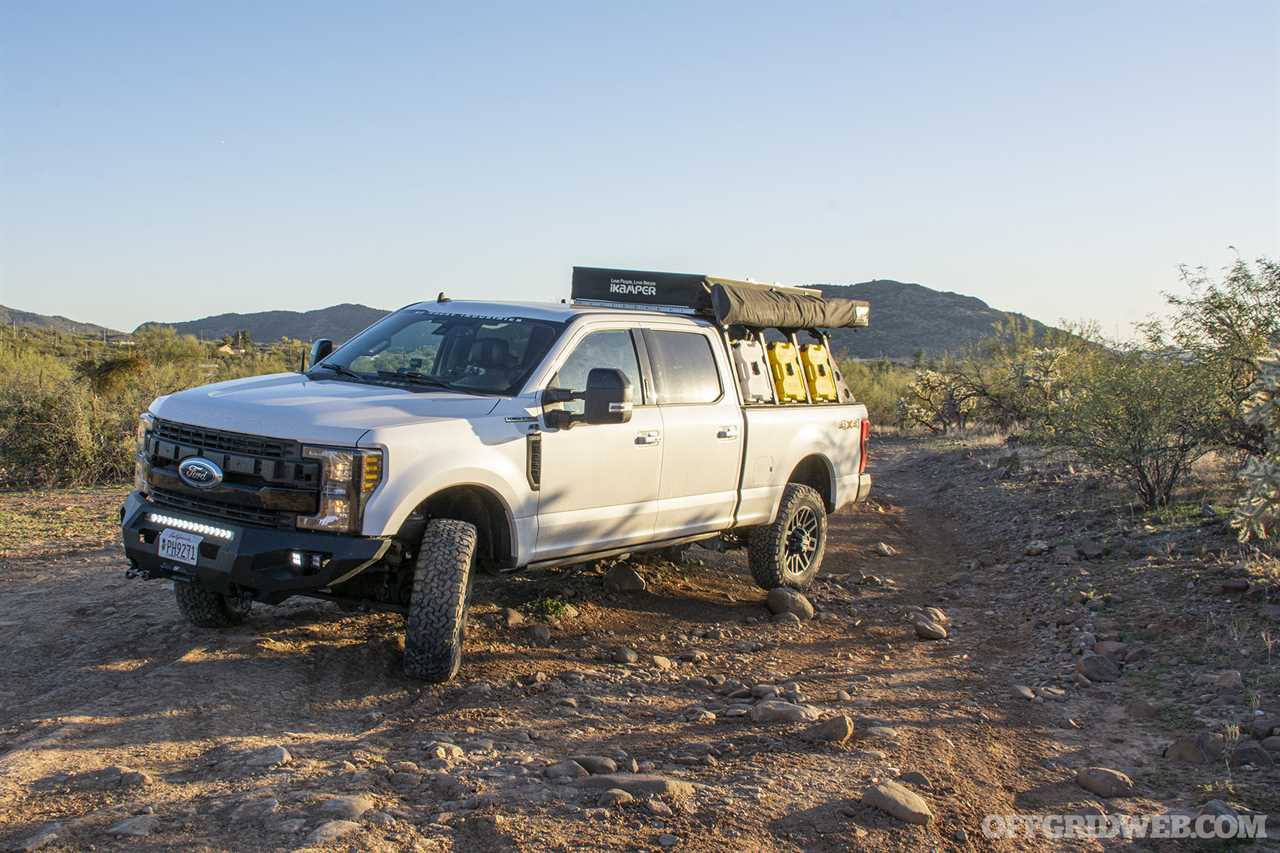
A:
[136, 303, 389, 344]
[817, 280, 1057, 359]
[0, 305, 118, 337]
[20, 278, 1055, 357]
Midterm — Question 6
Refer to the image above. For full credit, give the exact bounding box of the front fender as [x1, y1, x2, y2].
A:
[358, 417, 534, 544]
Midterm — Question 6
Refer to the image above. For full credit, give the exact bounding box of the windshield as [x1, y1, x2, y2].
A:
[313, 309, 565, 396]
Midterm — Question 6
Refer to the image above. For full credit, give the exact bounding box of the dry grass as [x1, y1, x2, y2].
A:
[0, 487, 127, 559]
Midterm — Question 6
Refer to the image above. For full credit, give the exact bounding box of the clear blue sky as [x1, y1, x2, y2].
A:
[2, 1, 1276, 335]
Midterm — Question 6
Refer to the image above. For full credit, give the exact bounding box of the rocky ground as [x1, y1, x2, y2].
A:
[1, 437, 1278, 851]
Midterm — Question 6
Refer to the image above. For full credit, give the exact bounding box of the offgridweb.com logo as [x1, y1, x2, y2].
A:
[982, 813, 1268, 841]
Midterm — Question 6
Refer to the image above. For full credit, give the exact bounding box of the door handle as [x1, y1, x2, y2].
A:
[716, 426, 739, 440]
[635, 430, 662, 446]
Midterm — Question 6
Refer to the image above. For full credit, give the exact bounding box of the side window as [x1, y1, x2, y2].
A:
[647, 331, 722, 405]
[552, 330, 644, 414]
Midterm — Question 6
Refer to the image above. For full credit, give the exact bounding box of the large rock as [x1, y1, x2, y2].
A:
[750, 699, 821, 724]
[7, 822, 63, 852]
[307, 821, 361, 844]
[231, 797, 281, 822]
[604, 565, 646, 593]
[570, 755, 618, 775]
[799, 715, 855, 744]
[1075, 767, 1135, 798]
[1196, 670, 1243, 691]
[545, 760, 589, 780]
[1250, 716, 1280, 740]
[766, 588, 814, 620]
[1077, 655, 1121, 683]
[107, 816, 158, 837]
[245, 745, 292, 767]
[1229, 742, 1274, 768]
[914, 619, 947, 640]
[862, 781, 933, 824]
[1164, 733, 1224, 764]
[317, 794, 376, 820]
[575, 773, 694, 798]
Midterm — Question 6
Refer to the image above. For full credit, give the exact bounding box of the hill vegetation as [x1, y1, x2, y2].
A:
[8, 280, 1058, 360]
[817, 280, 1056, 359]
[135, 302, 387, 344]
[0, 305, 117, 337]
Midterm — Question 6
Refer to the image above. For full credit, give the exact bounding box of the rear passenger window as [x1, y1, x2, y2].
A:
[647, 331, 722, 404]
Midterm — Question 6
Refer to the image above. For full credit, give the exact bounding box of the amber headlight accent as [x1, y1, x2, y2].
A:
[297, 446, 384, 533]
[134, 413, 155, 495]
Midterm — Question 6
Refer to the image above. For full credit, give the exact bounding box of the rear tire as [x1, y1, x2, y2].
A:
[748, 483, 827, 591]
[174, 582, 251, 627]
[404, 519, 477, 683]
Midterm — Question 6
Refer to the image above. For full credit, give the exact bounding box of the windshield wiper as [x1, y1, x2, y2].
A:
[375, 370, 455, 390]
[312, 362, 366, 382]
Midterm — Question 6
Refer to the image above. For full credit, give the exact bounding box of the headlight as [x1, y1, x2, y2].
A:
[296, 446, 384, 533]
[134, 413, 155, 495]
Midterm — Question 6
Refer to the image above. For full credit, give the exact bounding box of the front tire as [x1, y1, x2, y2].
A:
[404, 518, 477, 683]
[748, 483, 827, 591]
[174, 582, 251, 627]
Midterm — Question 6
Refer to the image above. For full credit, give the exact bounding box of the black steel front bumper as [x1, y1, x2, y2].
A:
[120, 491, 389, 604]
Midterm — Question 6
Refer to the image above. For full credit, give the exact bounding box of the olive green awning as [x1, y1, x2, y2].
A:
[707, 278, 870, 329]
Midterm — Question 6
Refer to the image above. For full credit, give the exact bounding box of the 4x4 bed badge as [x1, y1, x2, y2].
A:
[178, 457, 223, 489]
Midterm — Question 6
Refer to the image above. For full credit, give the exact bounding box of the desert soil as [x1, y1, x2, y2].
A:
[1, 438, 1277, 851]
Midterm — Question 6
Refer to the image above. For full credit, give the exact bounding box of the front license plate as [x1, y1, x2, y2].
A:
[158, 529, 202, 566]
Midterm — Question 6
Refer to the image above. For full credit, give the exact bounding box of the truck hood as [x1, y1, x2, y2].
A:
[150, 372, 501, 446]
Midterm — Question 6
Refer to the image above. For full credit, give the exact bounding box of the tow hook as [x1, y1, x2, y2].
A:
[125, 561, 142, 580]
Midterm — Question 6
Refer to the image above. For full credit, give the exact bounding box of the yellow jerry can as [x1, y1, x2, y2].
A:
[767, 342, 808, 402]
[800, 344, 839, 402]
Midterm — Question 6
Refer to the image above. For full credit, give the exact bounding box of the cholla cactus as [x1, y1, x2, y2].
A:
[898, 369, 977, 433]
[1234, 353, 1280, 540]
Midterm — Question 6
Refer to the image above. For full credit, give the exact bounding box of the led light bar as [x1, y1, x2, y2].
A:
[146, 512, 235, 541]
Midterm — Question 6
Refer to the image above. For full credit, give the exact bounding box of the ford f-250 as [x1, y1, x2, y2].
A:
[121, 267, 872, 682]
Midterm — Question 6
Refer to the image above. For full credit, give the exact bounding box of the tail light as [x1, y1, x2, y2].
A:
[858, 419, 871, 474]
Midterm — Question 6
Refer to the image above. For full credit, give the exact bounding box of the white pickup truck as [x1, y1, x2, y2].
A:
[121, 268, 872, 681]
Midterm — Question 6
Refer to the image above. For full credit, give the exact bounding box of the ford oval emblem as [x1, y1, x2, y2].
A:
[178, 457, 223, 490]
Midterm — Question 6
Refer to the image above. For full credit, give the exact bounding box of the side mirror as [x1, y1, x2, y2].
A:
[309, 339, 334, 369]
[583, 368, 633, 425]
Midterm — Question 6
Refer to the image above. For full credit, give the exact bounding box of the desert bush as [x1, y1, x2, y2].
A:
[898, 365, 979, 433]
[1234, 353, 1280, 540]
[0, 328, 307, 487]
[1047, 347, 1219, 509]
[839, 359, 914, 426]
[1149, 258, 1280, 455]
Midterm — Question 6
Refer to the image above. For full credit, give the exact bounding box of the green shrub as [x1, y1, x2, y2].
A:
[838, 359, 914, 426]
[1048, 348, 1219, 509]
[0, 328, 307, 487]
[1151, 258, 1280, 455]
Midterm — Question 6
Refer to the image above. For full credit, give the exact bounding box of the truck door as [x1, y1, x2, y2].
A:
[644, 328, 745, 540]
[532, 328, 662, 560]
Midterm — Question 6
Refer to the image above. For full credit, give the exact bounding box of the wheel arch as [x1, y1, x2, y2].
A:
[785, 454, 836, 512]
[396, 483, 516, 569]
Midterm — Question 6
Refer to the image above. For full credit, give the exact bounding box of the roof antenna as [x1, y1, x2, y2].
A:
[437, 291, 450, 303]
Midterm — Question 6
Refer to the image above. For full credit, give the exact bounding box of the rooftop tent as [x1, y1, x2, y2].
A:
[570, 267, 870, 330]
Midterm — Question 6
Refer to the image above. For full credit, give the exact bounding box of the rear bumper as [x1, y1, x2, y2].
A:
[855, 473, 873, 503]
[120, 491, 389, 604]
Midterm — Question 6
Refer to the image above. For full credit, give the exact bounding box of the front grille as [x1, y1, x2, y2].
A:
[153, 419, 298, 460]
[146, 419, 318, 530]
[151, 488, 290, 529]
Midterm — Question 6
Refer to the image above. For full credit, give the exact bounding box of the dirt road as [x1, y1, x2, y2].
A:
[0, 439, 1274, 851]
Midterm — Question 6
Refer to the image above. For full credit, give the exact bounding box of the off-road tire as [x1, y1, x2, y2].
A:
[174, 582, 251, 627]
[404, 518, 477, 683]
[748, 483, 827, 591]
